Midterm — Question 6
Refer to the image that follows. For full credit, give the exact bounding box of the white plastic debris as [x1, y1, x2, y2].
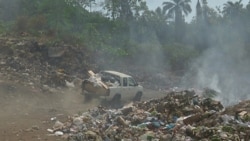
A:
[50, 117, 57, 121]
[53, 120, 64, 129]
[73, 117, 83, 125]
[65, 80, 75, 88]
[47, 128, 54, 133]
[54, 131, 64, 136]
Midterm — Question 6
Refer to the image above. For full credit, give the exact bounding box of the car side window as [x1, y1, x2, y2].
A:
[123, 78, 127, 86]
[128, 77, 136, 86]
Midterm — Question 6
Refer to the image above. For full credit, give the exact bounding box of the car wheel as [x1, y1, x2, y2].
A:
[133, 92, 142, 101]
[111, 93, 121, 109]
[84, 93, 92, 102]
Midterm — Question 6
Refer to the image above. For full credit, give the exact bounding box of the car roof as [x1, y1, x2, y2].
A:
[101, 70, 132, 78]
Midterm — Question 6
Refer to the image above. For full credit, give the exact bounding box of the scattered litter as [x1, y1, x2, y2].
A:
[47, 89, 250, 140]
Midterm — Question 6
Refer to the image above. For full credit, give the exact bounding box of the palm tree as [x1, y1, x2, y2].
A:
[162, 0, 192, 42]
[154, 7, 169, 22]
[223, 0, 243, 19]
[223, 0, 245, 41]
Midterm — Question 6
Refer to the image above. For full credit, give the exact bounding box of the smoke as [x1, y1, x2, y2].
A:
[0, 0, 21, 21]
[182, 23, 250, 106]
[128, 23, 167, 72]
[94, 19, 168, 74]
[85, 1, 250, 106]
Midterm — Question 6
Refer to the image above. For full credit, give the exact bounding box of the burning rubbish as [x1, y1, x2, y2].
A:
[47, 89, 250, 140]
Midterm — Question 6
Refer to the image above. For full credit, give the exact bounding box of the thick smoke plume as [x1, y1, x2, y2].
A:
[182, 24, 250, 106]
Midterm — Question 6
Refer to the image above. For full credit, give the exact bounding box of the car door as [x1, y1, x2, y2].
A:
[120, 77, 133, 100]
[127, 77, 139, 98]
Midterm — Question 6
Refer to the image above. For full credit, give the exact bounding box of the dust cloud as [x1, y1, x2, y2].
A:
[0, 82, 90, 118]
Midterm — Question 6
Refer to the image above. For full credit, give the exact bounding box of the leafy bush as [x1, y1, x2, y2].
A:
[163, 43, 199, 71]
[0, 21, 8, 33]
[14, 16, 29, 32]
[29, 15, 47, 31]
[14, 15, 47, 35]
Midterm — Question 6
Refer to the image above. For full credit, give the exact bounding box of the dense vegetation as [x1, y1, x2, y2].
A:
[0, 0, 249, 72]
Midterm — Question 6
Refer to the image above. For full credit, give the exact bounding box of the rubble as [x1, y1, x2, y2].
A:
[1, 36, 250, 140]
[0, 37, 92, 90]
[0, 36, 181, 94]
[47, 89, 250, 140]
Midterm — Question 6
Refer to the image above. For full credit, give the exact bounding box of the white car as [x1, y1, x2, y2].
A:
[81, 70, 143, 103]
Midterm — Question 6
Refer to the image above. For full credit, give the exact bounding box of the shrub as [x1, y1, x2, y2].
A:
[29, 15, 47, 31]
[163, 43, 199, 71]
[14, 16, 29, 32]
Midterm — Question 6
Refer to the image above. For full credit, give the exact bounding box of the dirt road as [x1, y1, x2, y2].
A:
[0, 81, 165, 141]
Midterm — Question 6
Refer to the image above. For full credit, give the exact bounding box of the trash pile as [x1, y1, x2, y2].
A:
[0, 37, 92, 90]
[0, 36, 180, 92]
[47, 89, 250, 141]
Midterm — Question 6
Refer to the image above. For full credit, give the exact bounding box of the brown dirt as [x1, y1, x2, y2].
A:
[0, 80, 164, 141]
[0, 80, 98, 141]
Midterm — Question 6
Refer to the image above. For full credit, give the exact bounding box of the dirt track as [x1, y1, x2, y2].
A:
[0, 81, 165, 141]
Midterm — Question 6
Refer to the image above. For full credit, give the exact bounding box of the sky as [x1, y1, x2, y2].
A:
[146, 0, 249, 21]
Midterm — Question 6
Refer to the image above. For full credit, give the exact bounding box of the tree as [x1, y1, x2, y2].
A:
[223, 0, 243, 21]
[222, 0, 245, 37]
[196, 0, 202, 23]
[0, 0, 21, 21]
[201, 0, 209, 24]
[120, 0, 133, 21]
[103, 0, 142, 21]
[154, 7, 169, 22]
[66, 0, 96, 11]
[102, 0, 118, 20]
[223, 0, 249, 46]
[222, 0, 243, 27]
[194, 0, 204, 51]
[152, 7, 173, 44]
[163, 0, 192, 42]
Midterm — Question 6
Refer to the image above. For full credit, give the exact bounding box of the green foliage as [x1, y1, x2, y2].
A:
[163, 0, 192, 42]
[163, 43, 198, 71]
[14, 16, 29, 32]
[0, 21, 7, 33]
[29, 15, 47, 31]
[209, 136, 221, 141]
[103, 45, 129, 57]
[1, 0, 250, 73]
[14, 15, 47, 35]
[103, 0, 142, 21]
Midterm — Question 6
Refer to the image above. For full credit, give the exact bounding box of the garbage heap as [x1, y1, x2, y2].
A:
[48, 89, 250, 141]
[0, 37, 92, 90]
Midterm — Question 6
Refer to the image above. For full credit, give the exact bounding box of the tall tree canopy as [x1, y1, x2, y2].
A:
[162, 0, 192, 42]
[103, 0, 142, 21]
[223, 0, 244, 21]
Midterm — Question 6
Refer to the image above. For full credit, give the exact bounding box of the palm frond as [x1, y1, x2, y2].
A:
[162, 0, 192, 19]
[163, 2, 175, 14]
[167, 7, 175, 18]
[183, 4, 192, 15]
